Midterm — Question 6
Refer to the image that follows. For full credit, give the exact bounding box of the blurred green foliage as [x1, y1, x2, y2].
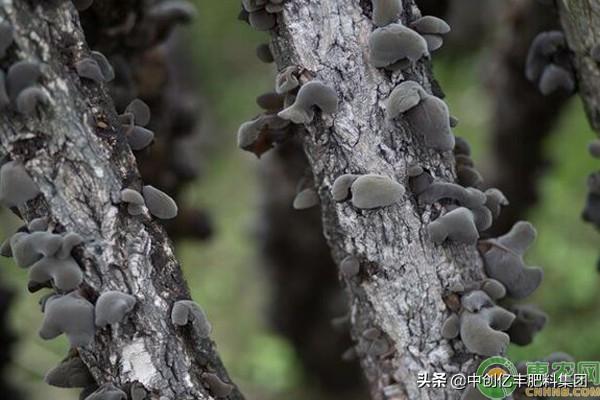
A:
[1, 2, 600, 400]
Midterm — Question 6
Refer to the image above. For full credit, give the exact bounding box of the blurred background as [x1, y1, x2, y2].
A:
[1, 1, 600, 399]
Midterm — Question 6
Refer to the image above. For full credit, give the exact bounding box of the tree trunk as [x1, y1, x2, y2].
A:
[270, 1, 485, 399]
[486, 0, 569, 235]
[558, 0, 600, 132]
[0, 2, 240, 399]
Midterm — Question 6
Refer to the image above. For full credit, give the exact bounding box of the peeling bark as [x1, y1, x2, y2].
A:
[270, 1, 486, 399]
[558, 0, 600, 133]
[0, 2, 240, 399]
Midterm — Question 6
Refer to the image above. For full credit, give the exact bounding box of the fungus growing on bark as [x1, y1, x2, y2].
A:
[460, 305, 515, 356]
[10, 229, 83, 290]
[127, 126, 155, 151]
[418, 181, 485, 209]
[410, 16, 451, 52]
[369, 23, 429, 67]
[480, 279, 506, 301]
[428, 207, 479, 245]
[237, 114, 291, 157]
[507, 304, 548, 346]
[125, 99, 151, 127]
[72, 0, 94, 11]
[142, 185, 178, 219]
[0, 160, 40, 207]
[526, 31, 575, 95]
[349, 174, 405, 209]
[75, 58, 106, 83]
[28, 216, 49, 232]
[454, 136, 471, 156]
[293, 188, 319, 210]
[371, 0, 403, 27]
[7, 60, 42, 101]
[0, 20, 13, 59]
[275, 66, 300, 94]
[256, 92, 285, 112]
[90, 51, 115, 82]
[485, 188, 509, 219]
[95, 291, 136, 328]
[130, 382, 148, 400]
[461, 290, 494, 313]
[202, 372, 234, 398]
[39, 292, 95, 347]
[44, 355, 95, 388]
[408, 167, 433, 195]
[385, 80, 425, 120]
[340, 255, 360, 278]
[386, 81, 454, 151]
[16, 86, 50, 115]
[588, 139, 600, 158]
[456, 165, 483, 188]
[482, 221, 543, 299]
[278, 80, 338, 124]
[441, 314, 459, 339]
[84, 383, 127, 400]
[332, 174, 359, 202]
[171, 300, 212, 338]
[256, 43, 274, 63]
[120, 188, 145, 216]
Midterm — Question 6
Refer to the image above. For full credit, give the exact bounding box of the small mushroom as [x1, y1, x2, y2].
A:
[39, 292, 95, 347]
[142, 185, 178, 219]
[45, 355, 95, 388]
[332, 174, 359, 202]
[90, 51, 115, 82]
[237, 114, 291, 157]
[0, 20, 13, 59]
[28, 216, 49, 232]
[371, 0, 403, 27]
[461, 290, 494, 312]
[428, 207, 479, 245]
[369, 23, 429, 67]
[385, 80, 425, 120]
[293, 188, 319, 210]
[460, 306, 515, 356]
[127, 126, 155, 151]
[275, 66, 300, 94]
[248, 9, 276, 31]
[278, 80, 338, 124]
[418, 181, 485, 209]
[75, 58, 106, 83]
[349, 174, 405, 209]
[130, 382, 148, 400]
[0, 160, 40, 207]
[482, 221, 544, 299]
[73, 0, 94, 11]
[202, 372, 233, 398]
[538, 63, 574, 95]
[340, 255, 360, 278]
[507, 304, 547, 346]
[408, 168, 433, 195]
[454, 136, 471, 156]
[480, 279, 506, 301]
[84, 383, 127, 400]
[256, 92, 285, 112]
[171, 300, 212, 338]
[7, 60, 42, 101]
[410, 16, 451, 52]
[405, 95, 454, 152]
[588, 139, 600, 158]
[125, 99, 151, 127]
[16, 86, 50, 115]
[441, 314, 459, 339]
[484, 188, 509, 219]
[95, 291, 136, 328]
[456, 165, 483, 188]
[29, 246, 83, 291]
[256, 43, 274, 63]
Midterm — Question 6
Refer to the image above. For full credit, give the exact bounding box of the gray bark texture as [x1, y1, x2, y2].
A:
[558, 0, 600, 133]
[270, 1, 485, 399]
[0, 1, 241, 399]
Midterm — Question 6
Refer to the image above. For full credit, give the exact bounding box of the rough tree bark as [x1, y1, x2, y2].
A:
[0, 2, 240, 399]
[558, 0, 600, 132]
[486, 0, 569, 235]
[269, 1, 486, 399]
[260, 139, 367, 398]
